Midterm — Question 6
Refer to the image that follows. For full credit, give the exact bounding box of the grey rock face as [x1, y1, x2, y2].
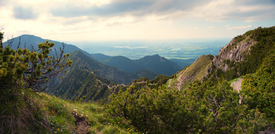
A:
[206, 35, 257, 75]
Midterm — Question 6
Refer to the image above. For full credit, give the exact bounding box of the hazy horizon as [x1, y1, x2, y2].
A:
[1, 0, 274, 42]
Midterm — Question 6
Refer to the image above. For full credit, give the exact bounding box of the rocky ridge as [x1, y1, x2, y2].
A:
[206, 34, 257, 75]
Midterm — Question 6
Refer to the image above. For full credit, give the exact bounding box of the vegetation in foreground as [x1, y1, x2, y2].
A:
[1, 88, 141, 133]
[0, 32, 140, 133]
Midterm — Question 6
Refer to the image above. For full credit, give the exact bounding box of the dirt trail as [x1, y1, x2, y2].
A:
[176, 67, 188, 90]
[72, 111, 90, 134]
[231, 78, 243, 104]
[130, 81, 147, 86]
[168, 79, 172, 87]
[231, 78, 243, 93]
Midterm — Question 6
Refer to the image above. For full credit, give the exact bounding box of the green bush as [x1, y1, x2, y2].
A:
[229, 60, 235, 68]
[239, 26, 275, 75]
[242, 51, 275, 121]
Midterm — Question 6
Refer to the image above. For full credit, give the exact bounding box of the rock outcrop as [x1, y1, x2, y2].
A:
[206, 34, 257, 75]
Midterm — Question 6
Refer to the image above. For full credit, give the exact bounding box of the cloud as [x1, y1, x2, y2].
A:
[207, 26, 214, 28]
[50, 0, 211, 18]
[48, 0, 275, 23]
[192, 0, 275, 22]
[227, 25, 252, 30]
[0, 0, 8, 7]
[225, 25, 230, 27]
[13, 5, 39, 20]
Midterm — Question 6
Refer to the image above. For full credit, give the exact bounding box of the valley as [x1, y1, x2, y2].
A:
[1, 0, 274, 133]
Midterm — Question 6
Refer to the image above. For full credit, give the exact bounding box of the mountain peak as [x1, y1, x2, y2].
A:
[152, 54, 160, 57]
[142, 54, 161, 59]
[15, 34, 43, 40]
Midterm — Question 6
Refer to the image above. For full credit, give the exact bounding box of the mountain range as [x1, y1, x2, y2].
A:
[65, 50, 158, 84]
[3, 34, 89, 56]
[90, 53, 182, 76]
[3, 35, 186, 81]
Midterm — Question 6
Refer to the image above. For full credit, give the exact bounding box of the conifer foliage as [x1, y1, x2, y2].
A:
[0, 32, 72, 96]
[0, 32, 73, 133]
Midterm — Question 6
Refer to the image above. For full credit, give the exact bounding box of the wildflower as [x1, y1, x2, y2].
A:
[58, 128, 59, 130]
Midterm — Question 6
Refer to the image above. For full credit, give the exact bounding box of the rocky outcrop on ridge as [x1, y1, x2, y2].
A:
[206, 34, 257, 75]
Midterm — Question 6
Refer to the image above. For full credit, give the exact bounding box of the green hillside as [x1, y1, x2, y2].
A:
[167, 54, 213, 90]
[107, 26, 275, 133]
[51, 68, 114, 103]
[207, 26, 275, 82]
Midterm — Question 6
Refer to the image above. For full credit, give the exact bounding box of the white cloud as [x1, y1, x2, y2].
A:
[193, 0, 275, 22]
[227, 25, 252, 30]
[0, 0, 274, 41]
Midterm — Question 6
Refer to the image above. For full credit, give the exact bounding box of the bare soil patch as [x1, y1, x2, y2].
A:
[72, 111, 90, 134]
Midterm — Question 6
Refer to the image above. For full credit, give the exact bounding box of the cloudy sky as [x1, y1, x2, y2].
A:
[0, 0, 275, 42]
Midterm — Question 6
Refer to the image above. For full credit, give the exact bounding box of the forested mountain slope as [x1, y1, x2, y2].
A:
[167, 26, 275, 90]
[206, 26, 275, 80]
[68, 50, 158, 84]
[108, 26, 275, 133]
[51, 68, 126, 103]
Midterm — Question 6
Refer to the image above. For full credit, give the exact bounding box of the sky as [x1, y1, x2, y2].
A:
[0, 0, 275, 42]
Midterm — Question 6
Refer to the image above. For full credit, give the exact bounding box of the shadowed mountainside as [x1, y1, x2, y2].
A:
[90, 53, 182, 76]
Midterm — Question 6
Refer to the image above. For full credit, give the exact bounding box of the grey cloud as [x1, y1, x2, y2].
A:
[13, 5, 38, 20]
[50, 0, 211, 18]
[50, 0, 275, 21]
[236, 0, 275, 6]
[0, 0, 7, 7]
[223, 0, 275, 21]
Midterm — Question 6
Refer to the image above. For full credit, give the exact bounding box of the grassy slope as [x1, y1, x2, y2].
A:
[52, 68, 112, 102]
[184, 55, 212, 80]
[166, 55, 212, 89]
[31, 91, 140, 134]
